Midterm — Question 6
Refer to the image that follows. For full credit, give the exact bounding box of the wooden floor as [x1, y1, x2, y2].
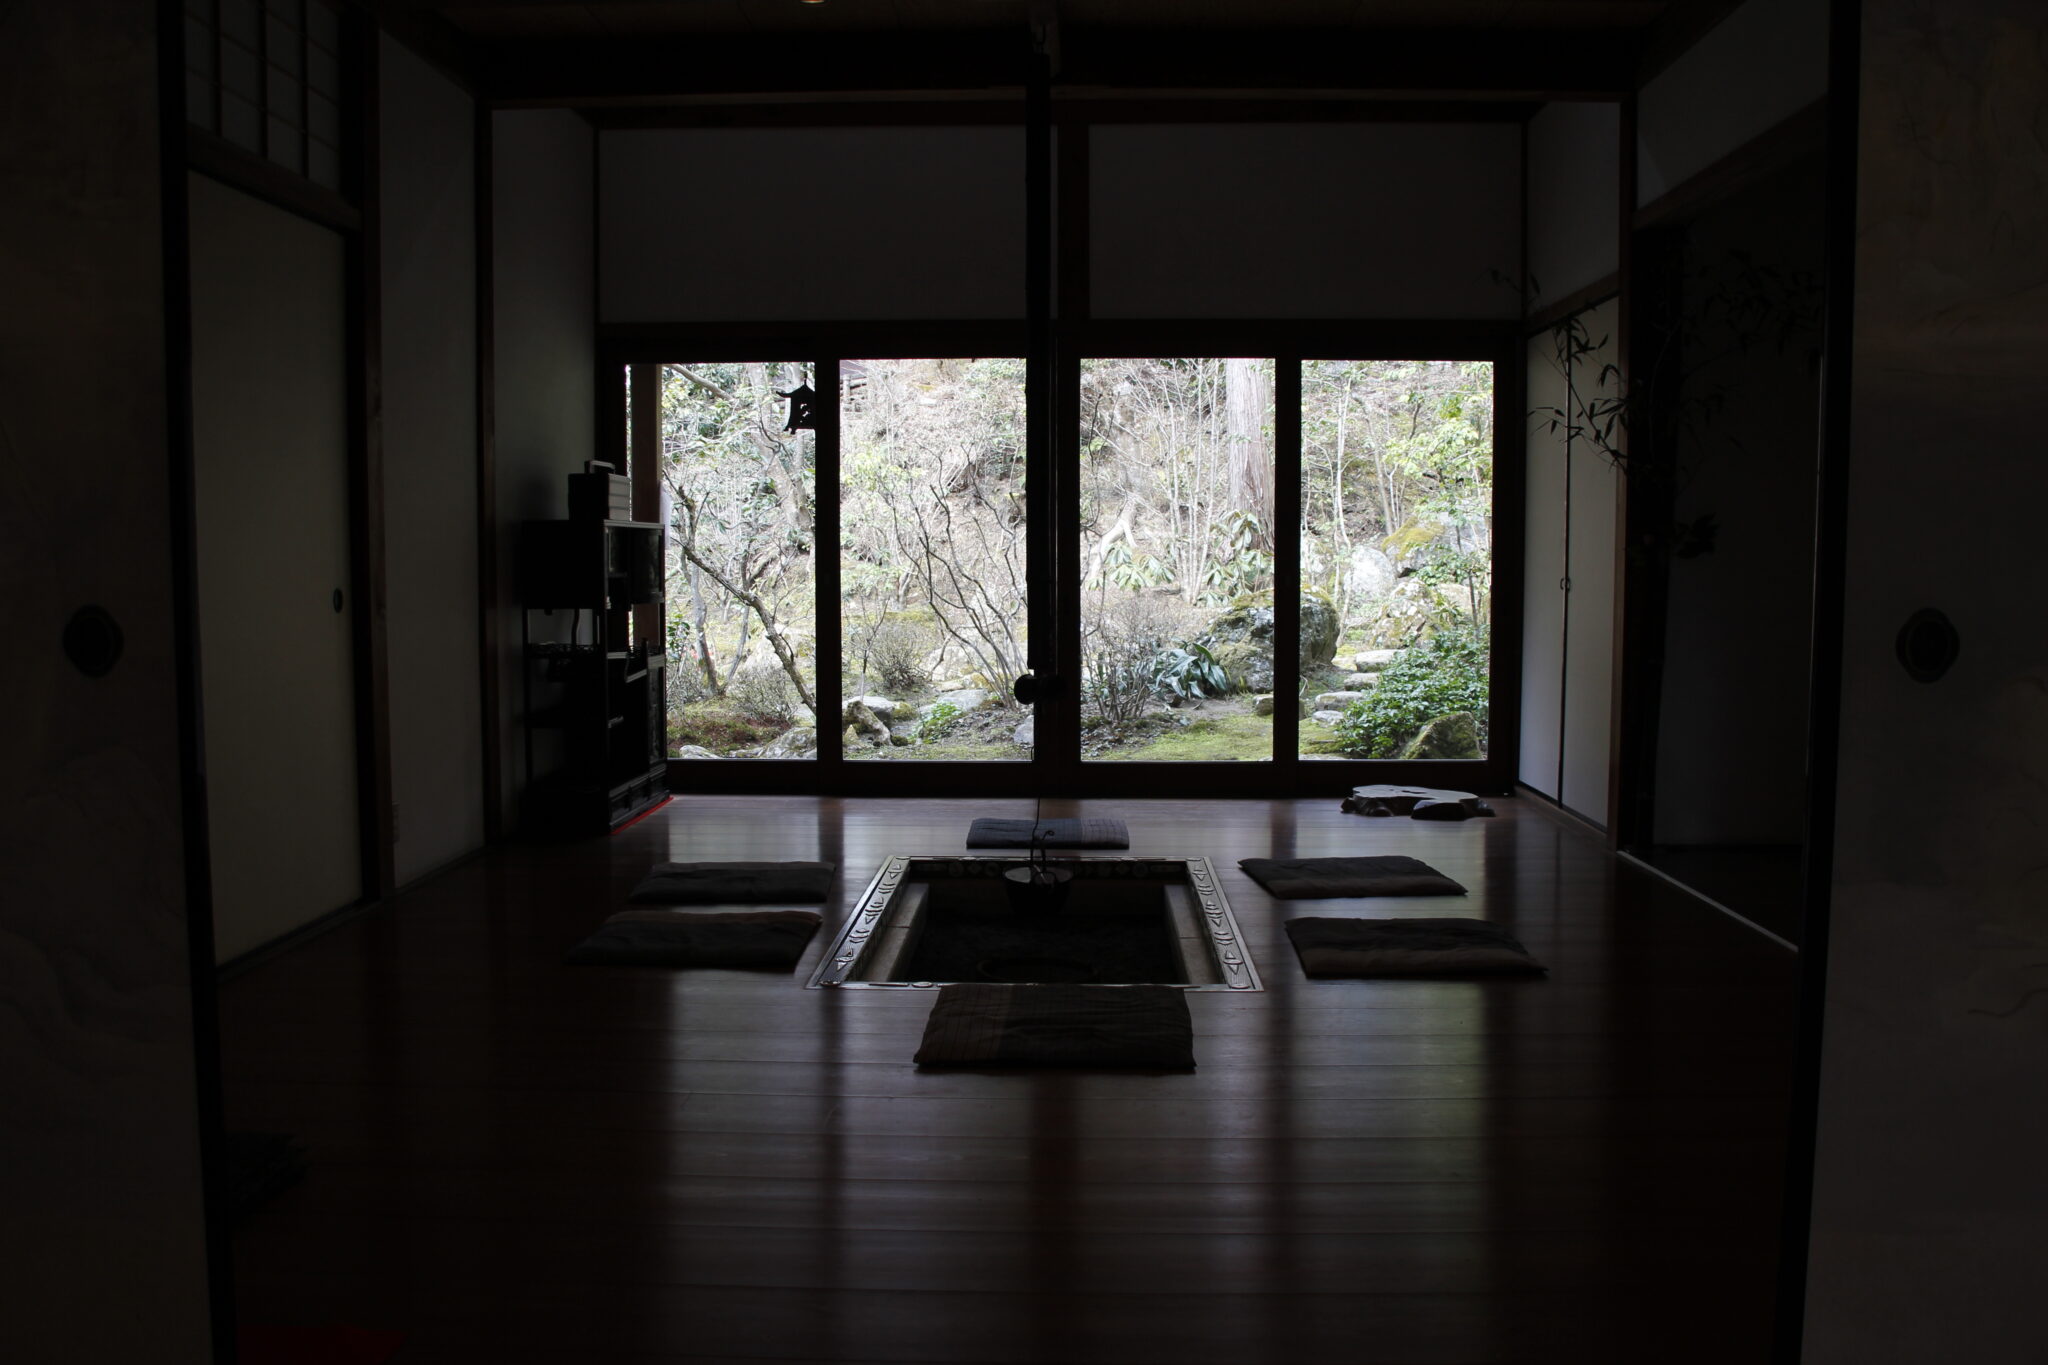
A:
[220, 795, 1800, 1364]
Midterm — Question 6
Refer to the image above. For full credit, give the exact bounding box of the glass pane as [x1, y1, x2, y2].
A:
[266, 68, 301, 122]
[660, 363, 817, 760]
[266, 16, 303, 76]
[186, 16, 215, 77]
[186, 71, 217, 131]
[1079, 358, 1274, 762]
[221, 92, 261, 152]
[307, 137, 339, 191]
[266, 117, 303, 172]
[221, 36, 259, 99]
[220, 0, 258, 48]
[307, 90, 338, 146]
[307, 42, 338, 99]
[1300, 360, 1494, 759]
[839, 358, 1030, 761]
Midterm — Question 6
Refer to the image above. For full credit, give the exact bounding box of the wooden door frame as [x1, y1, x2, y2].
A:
[602, 318, 1524, 797]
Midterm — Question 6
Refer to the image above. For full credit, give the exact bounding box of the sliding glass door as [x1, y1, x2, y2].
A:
[654, 361, 819, 761]
[1078, 357, 1276, 763]
[1298, 359, 1495, 762]
[623, 339, 1507, 789]
[838, 358, 1031, 762]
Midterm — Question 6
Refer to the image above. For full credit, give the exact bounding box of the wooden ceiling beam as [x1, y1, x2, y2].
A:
[477, 25, 1638, 106]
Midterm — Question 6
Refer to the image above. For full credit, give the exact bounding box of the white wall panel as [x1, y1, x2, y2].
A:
[1091, 123, 1521, 319]
[1638, 0, 1829, 206]
[1526, 101, 1620, 311]
[382, 36, 483, 883]
[600, 127, 1024, 322]
[1519, 332, 1568, 798]
[1559, 299, 1621, 823]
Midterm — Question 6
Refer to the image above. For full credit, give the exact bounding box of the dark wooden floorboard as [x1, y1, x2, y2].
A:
[220, 795, 1797, 1364]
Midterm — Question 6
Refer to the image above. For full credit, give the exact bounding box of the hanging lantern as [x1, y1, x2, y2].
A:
[779, 383, 818, 432]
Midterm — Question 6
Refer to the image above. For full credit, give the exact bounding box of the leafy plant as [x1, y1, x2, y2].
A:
[915, 701, 963, 744]
[1329, 626, 1490, 758]
[1198, 509, 1274, 605]
[1148, 640, 1229, 702]
[1084, 631, 1163, 729]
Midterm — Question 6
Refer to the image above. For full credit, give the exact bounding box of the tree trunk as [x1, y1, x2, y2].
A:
[1225, 358, 1273, 548]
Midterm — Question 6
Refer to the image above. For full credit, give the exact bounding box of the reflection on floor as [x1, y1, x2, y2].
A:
[219, 796, 1800, 1364]
[1641, 843, 1805, 945]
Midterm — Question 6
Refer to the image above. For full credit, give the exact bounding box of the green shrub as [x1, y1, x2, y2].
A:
[915, 701, 963, 744]
[1330, 627, 1489, 758]
[1148, 640, 1228, 701]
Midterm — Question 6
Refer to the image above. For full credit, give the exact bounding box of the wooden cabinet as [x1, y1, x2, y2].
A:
[518, 519, 667, 834]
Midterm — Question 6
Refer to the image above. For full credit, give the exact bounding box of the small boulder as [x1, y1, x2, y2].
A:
[759, 726, 817, 758]
[1252, 694, 1275, 717]
[1310, 709, 1346, 726]
[1314, 690, 1366, 709]
[1396, 712, 1483, 761]
[854, 696, 898, 722]
[842, 699, 890, 746]
[928, 688, 993, 714]
[1207, 640, 1274, 694]
[672, 744, 724, 760]
[1355, 648, 1403, 672]
[1013, 714, 1036, 747]
[1342, 672, 1381, 690]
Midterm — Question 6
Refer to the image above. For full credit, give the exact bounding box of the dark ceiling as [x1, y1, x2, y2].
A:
[427, 0, 1676, 41]
[384, 0, 1730, 106]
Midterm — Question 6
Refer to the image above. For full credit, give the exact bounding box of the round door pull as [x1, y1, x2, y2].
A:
[63, 605, 123, 678]
[1896, 608, 1959, 683]
[332, 588, 346, 613]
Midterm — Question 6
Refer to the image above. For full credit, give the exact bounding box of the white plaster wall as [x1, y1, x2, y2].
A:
[495, 109, 595, 829]
[1519, 331, 1567, 799]
[1526, 101, 1620, 311]
[1804, 3, 2048, 1359]
[1559, 299, 1620, 824]
[1650, 163, 1823, 848]
[1638, 0, 1830, 206]
[600, 126, 1024, 322]
[381, 36, 483, 884]
[0, 3, 214, 1357]
[1091, 123, 1521, 319]
[189, 173, 361, 961]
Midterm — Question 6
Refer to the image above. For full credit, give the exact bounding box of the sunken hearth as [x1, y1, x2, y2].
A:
[809, 856, 1260, 991]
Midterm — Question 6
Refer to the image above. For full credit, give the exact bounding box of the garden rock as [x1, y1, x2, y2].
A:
[1310, 709, 1346, 727]
[1342, 672, 1381, 689]
[1314, 690, 1366, 709]
[1013, 714, 1035, 747]
[930, 688, 994, 713]
[672, 745, 724, 760]
[1345, 544, 1399, 601]
[1252, 694, 1275, 717]
[1396, 712, 1482, 761]
[1206, 589, 1341, 669]
[842, 700, 890, 746]
[1208, 641, 1274, 694]
[855, 696, 898, 722]
[759, 727, 817, 758]
[1355, 648, 1403, 672]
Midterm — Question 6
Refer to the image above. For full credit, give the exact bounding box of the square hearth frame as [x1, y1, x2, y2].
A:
[808, 855, 1261, 991]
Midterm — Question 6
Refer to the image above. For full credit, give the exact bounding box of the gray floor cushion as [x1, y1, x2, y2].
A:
[913, 984, 1195, 1068]
[966, 817, 1130, 849]
[1283, 916, 1547, 977]
[627, 861, 836, 904]
[1239, 855, 1466, 898]
[567, 908, 822, 968]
